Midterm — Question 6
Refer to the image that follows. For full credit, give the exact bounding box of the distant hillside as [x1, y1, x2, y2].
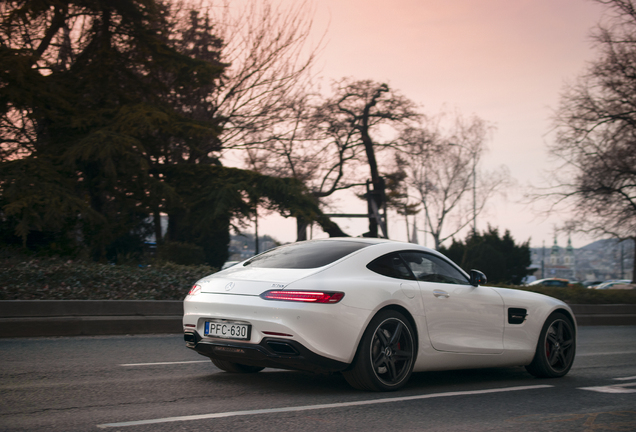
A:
[579, 238, 630, 252]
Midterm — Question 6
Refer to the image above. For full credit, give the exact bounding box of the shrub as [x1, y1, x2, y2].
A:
[0, 248, 216, 300]
[515, 285, 636, 304]
[1, 247, 634, 303]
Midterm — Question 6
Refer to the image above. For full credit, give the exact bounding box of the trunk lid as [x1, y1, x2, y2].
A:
[197, 266, 321, 296]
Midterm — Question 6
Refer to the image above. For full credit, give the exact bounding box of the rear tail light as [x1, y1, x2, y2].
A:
[260, 290, 344, 303]
[188, 284, 202, 296]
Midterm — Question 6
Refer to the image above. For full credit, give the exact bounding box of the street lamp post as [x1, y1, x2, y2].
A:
[471, 151, 476, 235]
[449, 142, 477, 235]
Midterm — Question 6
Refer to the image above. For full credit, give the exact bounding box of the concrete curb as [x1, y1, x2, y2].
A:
[0, 301, 635, 338]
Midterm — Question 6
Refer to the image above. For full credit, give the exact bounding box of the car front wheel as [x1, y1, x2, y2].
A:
[525, 312, 576, 378]
[343, 310, 415, 391]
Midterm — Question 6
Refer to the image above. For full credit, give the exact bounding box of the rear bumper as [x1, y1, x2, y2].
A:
[185, 331, 349, 373]
[183, 292, 369, 364]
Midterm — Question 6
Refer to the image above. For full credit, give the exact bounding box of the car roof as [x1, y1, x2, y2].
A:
[246, 237, 447, 269]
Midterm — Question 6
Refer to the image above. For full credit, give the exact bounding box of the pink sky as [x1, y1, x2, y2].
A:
[244, 0, 609, 248]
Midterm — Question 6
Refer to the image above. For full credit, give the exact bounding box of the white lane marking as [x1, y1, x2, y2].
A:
[120, 360, 209, 367]
[577, 351, 636, 357]
[579, 382, 636, 394]
[614, 376, 636, 381]
[97, 384, 553, 428]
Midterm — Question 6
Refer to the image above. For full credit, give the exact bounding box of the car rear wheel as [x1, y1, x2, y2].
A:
[525, 312, 575, 378]
[343, 310, 415, 391]
[211, 358, 264, 373]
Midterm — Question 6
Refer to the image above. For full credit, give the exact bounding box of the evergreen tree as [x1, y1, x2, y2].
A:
[0, 1, 343, 264]
[160, 164, 327, 268]
[1, 0, 226, 261]
[440, 227, 532, 285]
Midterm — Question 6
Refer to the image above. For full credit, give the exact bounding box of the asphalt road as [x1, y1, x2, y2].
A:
[1, 326, 635, 432]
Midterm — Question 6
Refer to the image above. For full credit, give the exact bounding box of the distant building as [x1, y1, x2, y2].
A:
[544, 236, 576, 280]
[531, 237, 634, 282]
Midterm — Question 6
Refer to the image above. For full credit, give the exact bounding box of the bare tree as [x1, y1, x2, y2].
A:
[244, 91, 363, 238]
[398, 112, 507, 250]
[546, 0, 636, 281]
[151, 0, 325, 242]
[245, 78, 421, 239]
[170, 4, 421, 240]
[198, 0, 321, 153]
[327, 79, 421, 238]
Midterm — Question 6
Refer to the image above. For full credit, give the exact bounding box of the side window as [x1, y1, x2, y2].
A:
[400, 252, 470, 285]
[367, 253, 416, 280]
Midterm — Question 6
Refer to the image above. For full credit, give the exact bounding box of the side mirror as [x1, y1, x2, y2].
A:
[470, 270, 487, 286]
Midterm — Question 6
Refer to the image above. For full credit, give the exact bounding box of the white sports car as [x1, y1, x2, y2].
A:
[183, 238, 576, 391]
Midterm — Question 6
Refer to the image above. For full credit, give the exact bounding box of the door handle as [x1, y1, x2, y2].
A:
[433, 289, 450, 298]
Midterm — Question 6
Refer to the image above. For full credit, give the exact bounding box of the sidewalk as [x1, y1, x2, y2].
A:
[0, 300, 635, 338]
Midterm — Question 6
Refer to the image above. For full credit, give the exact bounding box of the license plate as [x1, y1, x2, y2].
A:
[204, 321, 251, 340]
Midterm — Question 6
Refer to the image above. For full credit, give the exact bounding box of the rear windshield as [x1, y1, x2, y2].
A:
[243, 240, 373, 269]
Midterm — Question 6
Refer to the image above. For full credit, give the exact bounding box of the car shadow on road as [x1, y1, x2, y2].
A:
[199, 368, 354, 394]
[197, 366, 544, 395]
[406, 367, 539, 390]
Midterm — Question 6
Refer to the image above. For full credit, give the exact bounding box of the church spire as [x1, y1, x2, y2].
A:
[551, 235, 560, 255]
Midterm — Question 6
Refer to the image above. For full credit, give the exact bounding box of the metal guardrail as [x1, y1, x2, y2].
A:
[0, 301, 634, 338]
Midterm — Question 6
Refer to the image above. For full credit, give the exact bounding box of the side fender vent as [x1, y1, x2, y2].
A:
[508, 308, 528, 325]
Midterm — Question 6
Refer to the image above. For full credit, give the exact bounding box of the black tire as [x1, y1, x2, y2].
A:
[343, 310, 416, 391]
[211, 358, 264, 373]
[525, 312, 576, 378]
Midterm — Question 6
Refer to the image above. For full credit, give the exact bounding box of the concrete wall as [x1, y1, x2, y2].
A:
[0, 301, 634, 338]
[0, 300, 182, 337]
